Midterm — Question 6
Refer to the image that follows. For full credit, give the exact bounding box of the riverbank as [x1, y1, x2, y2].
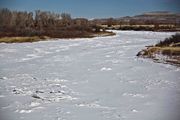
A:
[137, 46, 180, 65]
[0, 31, 115, 43]
[0, 36, 50, 43]
[137, 34, 180, 66]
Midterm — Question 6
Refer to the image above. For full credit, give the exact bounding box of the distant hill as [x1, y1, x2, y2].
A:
[91, 11, 180, 31]
[142, 11, 177, 16]
[92, 11, 180, 24]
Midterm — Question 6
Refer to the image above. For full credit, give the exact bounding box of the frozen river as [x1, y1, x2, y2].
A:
[0, 31, 180, 120]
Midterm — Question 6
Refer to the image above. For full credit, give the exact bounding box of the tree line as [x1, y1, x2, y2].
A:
[0, 8, 98, 38]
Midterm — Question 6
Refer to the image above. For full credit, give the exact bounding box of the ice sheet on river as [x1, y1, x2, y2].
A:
[0, 31, 180, 120]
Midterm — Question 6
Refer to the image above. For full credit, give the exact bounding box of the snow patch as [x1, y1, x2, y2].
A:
[49, 78, 68, 83]
[76, 102, 110, 109]
[131, 109, 138, 113]
[100, 67, 112, 71]
[128, 80, 137, 84]
[29, 102, 41, 107]
[19, 109, 33, 113]
[0, 95, 5, 98]
[122, 93, 146, 98]
[1, 48, 17, 53]
[0, 77, 8, 80]
[20, 54, 41, 61]
[105, 55, 111, 58]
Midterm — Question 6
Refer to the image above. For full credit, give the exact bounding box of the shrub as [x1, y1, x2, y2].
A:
[156, 33, 180, 47]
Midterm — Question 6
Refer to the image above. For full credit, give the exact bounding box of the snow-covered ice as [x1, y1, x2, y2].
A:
[0, 31, 180, 120]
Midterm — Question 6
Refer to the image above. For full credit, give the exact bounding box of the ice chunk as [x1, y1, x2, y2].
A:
[131, 109, 138, 113]
[29, 102, 41, 107]
[100, 67, 112, 71]
[19, 109, 33, 113]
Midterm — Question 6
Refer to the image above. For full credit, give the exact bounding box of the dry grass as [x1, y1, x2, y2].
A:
[147, 47, 180, 55]
[140, 46, 180, 56]
[137, 34, 180, 66]
[137, 46, 180, 66]
[160, 47, 180, 55]
[0, 36, 50, 43]
[0, 31, 115, 43]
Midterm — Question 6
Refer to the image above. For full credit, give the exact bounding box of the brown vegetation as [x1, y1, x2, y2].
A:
[0, 8, 114, 43]
[137, 34, 180, 66]
[0, 36, 50, 43]
[155, 33, 180, 47]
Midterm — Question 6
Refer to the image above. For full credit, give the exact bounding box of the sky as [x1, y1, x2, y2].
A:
[0, 0, 180, 18]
